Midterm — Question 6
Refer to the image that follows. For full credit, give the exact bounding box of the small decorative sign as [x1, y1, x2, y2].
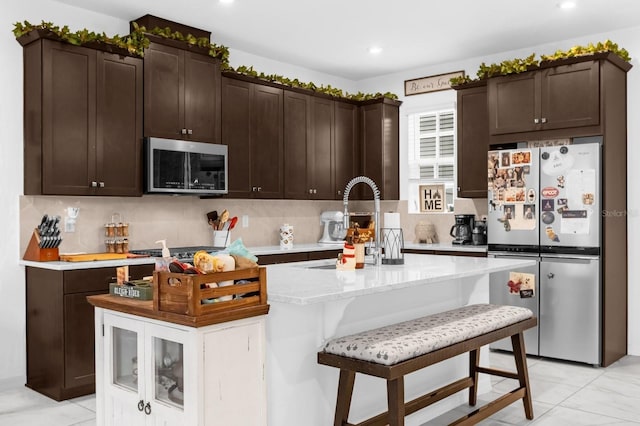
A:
[405, 71, 465, 96]
[419, 184, 446, 213]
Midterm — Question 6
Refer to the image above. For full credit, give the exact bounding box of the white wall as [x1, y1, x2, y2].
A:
[1, 1, 638, 385]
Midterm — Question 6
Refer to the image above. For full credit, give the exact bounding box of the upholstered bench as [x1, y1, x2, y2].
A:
[318, 303, 536, 426]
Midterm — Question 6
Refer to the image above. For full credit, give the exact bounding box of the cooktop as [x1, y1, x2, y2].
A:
[129, 246, 224, 261]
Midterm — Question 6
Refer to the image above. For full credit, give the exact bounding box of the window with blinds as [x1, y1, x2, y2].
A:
[408, 109, 456, 212]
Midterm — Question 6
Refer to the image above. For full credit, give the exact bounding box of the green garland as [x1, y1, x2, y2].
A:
[450, 40, 631, 86]
[13, 20, 149, 56]
[232, 65, 397, 101]
[12, 20, 398, 102]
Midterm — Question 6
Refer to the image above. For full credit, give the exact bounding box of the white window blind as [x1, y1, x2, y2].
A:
[408, 109, 456, 212]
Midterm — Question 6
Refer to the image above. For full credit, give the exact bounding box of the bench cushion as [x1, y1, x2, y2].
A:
[321, 304, 533, 366]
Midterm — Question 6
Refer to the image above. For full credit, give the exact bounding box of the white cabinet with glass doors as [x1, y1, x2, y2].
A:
[94, 308, 267, 426]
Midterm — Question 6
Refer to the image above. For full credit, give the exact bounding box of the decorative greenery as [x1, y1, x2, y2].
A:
[13, 20, 150, 56]
[232, 65, 398, 101]
[130, 22, 230, 66]
[450, 40, 631, 87]
[540, 40, 630, 62]
[12, 20, 397, 102]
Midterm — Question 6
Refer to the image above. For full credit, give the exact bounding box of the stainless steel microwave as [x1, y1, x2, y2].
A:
[144, 137, 228, 195]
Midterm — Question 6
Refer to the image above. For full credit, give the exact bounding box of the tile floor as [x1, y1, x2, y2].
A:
[0, 352, 638, 425]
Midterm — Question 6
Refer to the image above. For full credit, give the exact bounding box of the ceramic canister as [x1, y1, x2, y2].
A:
[280, 224, 294, 249]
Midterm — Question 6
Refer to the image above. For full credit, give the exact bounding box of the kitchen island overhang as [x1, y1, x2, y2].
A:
[265, 253, 536, 426]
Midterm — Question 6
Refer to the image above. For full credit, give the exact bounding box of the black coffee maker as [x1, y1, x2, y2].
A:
[450, 214, 475, 245]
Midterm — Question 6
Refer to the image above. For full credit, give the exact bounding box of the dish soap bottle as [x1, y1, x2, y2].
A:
[154, 239, 172, 271]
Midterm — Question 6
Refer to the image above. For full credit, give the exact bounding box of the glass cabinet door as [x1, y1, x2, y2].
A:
[152, 336, 184, 410]
[103, 313, 145, 426]
[112, 327, 139, 393]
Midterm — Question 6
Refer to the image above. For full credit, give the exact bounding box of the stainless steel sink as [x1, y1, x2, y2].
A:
[306, 264, 337, 270]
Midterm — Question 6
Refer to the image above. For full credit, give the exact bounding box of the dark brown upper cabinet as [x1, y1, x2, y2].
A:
[489, 61, 599, 136]
[143, 42, 221, 143]
[221, 75, 283, 198]
[359, 98, 401, 200]
[283, 92, 335, 199]
[22, 36, 143, 196]
[455, 82, 489, 198]
[334, 101, 359, 200]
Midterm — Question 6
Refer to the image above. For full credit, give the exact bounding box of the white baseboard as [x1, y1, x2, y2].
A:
[0, 375, 24, 392]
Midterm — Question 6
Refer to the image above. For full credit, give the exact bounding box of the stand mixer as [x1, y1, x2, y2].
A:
[319, 211, 347, 244]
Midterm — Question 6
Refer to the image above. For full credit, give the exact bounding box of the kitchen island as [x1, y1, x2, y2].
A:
[265, 253, 534, 426]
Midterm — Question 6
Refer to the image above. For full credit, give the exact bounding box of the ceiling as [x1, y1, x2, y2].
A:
[54, 0, 640, 80]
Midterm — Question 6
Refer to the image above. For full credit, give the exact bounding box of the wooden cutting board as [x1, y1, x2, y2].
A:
[60, 253, 129, 262]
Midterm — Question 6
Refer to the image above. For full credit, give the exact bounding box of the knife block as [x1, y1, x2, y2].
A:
[23, 229, 59, 262]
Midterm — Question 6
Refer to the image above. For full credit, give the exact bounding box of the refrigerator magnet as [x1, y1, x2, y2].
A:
[542, 199, 555, 211]
[582, 193, 595, 205]
[507, 272, 536, 298]
[545, 226, 560, 242]
[541, 211, 555, 224]
[527, 188, 536, 203]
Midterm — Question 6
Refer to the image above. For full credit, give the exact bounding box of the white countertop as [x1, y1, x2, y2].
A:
[403, 242, 487, 253]
[18, 242, 486, 270]
[266, 253, 533, 305]
[20, 256, 157, 270]
[18, 243, 345, 270]
[250, 243, 344, 255]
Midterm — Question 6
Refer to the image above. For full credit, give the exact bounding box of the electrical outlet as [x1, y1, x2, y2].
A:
[65, 218, 75, 233]
[242, 215, 249, 228]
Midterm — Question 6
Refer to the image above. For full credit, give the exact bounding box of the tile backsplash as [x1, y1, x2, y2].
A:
[19, 195, 488, 254]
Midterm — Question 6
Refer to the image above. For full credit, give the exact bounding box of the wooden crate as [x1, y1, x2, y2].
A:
[153, 267, 268, 319]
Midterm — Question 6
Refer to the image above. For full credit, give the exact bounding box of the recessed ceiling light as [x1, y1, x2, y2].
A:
[368, 46, 383, 55]
[558, 1, 576, 9]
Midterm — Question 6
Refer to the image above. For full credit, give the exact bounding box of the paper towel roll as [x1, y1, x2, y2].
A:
[383, 212, 401, 229]
[280, 224, 294, 249]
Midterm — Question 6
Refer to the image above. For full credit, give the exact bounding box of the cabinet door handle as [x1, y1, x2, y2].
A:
[138, 400, 144, 411]
[308, 189, 313, 194]
[99, 182, 105, 188]
[534, 118, 540, 124]
[91, 181, 98, 188]
[541, 117, 547, 123]
[257, 186, 262, 192]
[337, 190, 342, 195]
[181, 128, 187, 135]
[187, 129, 193, 135]
[144, 402, 151, 415]
[252, 186, 257, 192]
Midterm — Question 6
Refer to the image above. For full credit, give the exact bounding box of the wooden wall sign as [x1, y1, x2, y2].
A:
[419, 184, 446, 213]
[404, 71, 465, 96]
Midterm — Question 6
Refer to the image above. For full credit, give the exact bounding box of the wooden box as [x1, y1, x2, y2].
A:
[153, 267, 268, 320]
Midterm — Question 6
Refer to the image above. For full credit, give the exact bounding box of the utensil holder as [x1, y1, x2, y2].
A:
[381, 228, 404, 265]
[213, 230, 230, 247]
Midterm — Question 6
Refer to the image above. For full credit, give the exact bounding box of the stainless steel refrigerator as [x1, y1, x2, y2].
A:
[487, 139, 601, 365]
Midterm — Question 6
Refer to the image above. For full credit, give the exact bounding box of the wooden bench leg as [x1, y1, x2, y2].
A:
[468, 348, 480, 406]
[511, 332, 534, 420]
[387, 376, 405, 426]
[334, 369, 356, 426]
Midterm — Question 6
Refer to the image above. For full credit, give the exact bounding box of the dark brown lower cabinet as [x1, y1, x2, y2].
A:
[25, 264, 153, 400]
